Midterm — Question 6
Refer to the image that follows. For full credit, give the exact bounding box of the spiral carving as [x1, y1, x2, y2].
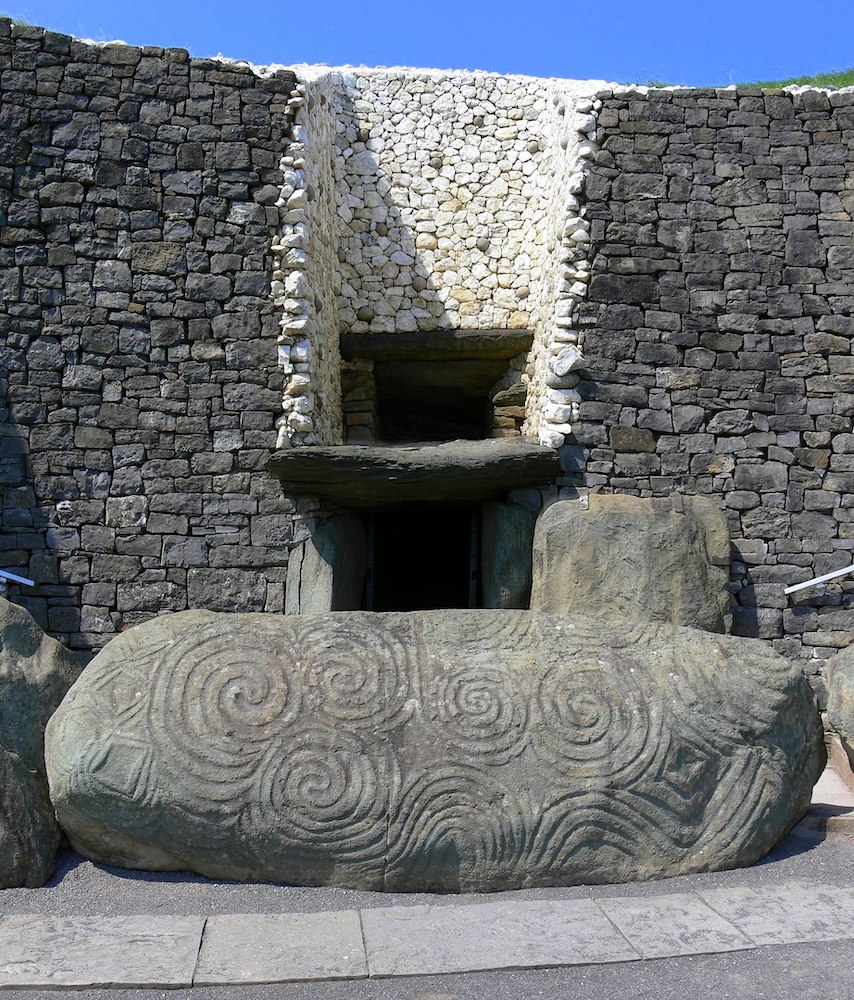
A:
[432, 662, 528, 764]
[252, 726, 390, 872]
[147, 621, 301, 806]
[533, 655, 663, 784]
[44, 609, 822, 892]
[386, 763, 530, 890]
[297, 618, 411, 731]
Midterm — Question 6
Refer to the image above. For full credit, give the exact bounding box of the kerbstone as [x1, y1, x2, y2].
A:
[0, 598, 81, 887]
[46, 608, 823, 892]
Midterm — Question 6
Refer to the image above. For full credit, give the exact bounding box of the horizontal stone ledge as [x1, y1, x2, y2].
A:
[340, 330, 534, 362]
[268, 437, 560, 507]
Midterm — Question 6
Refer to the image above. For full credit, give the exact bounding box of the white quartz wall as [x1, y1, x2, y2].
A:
[270, 65, 604, 449]
[523, 87, 601, 448]
[273, 72, 343, 447]
[332, 70, 553, 334]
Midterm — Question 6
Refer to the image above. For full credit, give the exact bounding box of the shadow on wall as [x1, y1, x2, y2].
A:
[334, 87, 451, 335]
[330, 78, 541, 337]
[0, 372, 60, 635]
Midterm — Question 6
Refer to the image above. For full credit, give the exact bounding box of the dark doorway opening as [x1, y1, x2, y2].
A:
[373, 359, 510, 442]
[365, 505, 480, 611]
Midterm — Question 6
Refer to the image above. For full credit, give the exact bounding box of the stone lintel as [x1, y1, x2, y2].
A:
[267, 438, 560, 508]
[339, 330, 534, 362]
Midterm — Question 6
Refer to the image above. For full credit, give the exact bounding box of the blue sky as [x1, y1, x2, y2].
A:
[3, 0, 853, 85]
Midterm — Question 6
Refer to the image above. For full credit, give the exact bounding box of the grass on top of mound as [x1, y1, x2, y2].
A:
[643, 68, 854, 89]
[743, 68, 854, 88]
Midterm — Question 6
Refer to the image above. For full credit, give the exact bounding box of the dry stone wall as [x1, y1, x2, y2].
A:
[332, 69, 549, 335]
[1, 16, 853, 672]
[0, 20, 299, 657]
[272, 71, 343, 448]
[573, 86, 854, 685]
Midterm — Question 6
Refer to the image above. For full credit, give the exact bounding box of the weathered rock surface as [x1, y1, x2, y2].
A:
[285, 515, 367, 614]
[481, 501, 537, 609]
[530, 495, 731, 632]
[0, 598, 81, 887]
[268, 438, 561, 508]
[46, 609, 821, 892]
[826, 644, 854, 771]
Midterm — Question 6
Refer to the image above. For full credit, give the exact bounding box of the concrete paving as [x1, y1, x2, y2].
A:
[0, 765, 851, 996]
[0, 916, 204, 990]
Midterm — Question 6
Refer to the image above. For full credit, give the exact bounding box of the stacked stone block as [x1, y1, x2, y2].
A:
[341, 361, 377, 443]
[0, 20, 298, 658]
[573, 86, 854, 685]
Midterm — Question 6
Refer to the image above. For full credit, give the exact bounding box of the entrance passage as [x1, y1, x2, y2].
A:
[366, 506, 480, 612]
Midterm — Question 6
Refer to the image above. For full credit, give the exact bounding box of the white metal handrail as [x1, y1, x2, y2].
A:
[0, 570, 35, 596]
[784, 562, 854, 595]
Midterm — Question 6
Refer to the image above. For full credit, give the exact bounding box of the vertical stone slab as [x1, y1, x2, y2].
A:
[285, 515, 367, 614]
[480, 500, 536, 609]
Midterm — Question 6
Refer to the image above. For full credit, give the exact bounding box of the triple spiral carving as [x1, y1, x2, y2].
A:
[47, 610, 819, 891]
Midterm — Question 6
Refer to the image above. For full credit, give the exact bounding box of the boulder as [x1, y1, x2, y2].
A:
[0, 598, 81, 887]
[530, 494, 731, 632]
[46, 609, 822, 892]
[826, 643, 854, 771]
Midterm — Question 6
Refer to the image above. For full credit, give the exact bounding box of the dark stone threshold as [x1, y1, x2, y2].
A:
[268, 438, 560, 508]
[340, 329, 533, 362]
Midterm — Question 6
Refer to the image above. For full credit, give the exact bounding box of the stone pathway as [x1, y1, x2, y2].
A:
[1, 880, 854, 989]
[0, 766, 851, 991]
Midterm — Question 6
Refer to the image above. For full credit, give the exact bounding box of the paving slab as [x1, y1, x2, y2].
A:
[700, 882, 854, 946]
[360, 898, 640, 977]
[194, 911, 368, 985]
[598, 891, 754, 958]
[0, 914, 204, 990]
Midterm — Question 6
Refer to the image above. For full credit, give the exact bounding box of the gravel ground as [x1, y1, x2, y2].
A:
[1, 822, 851, 919]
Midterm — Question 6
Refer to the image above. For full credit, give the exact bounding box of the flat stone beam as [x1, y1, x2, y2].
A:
[267, 438, 561, 507]
[340, 330, 533, 361]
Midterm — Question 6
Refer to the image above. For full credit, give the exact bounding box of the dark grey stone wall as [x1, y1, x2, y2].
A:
[2, 22, 852, 679]
[574, 86, 854, 688]
[0, 20, 298, 659]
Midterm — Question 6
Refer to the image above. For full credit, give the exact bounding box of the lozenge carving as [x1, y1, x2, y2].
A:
[46, 610, 823, 892]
